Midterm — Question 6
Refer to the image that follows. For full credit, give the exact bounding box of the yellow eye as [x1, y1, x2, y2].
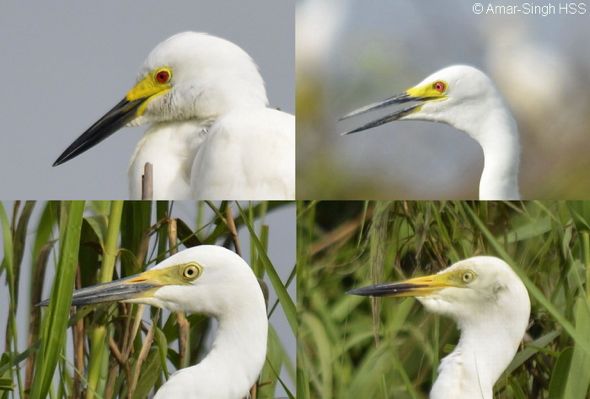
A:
[462, 271, 475, 283]
[183, 263, 201, 280]
[155, 68, 172, 84]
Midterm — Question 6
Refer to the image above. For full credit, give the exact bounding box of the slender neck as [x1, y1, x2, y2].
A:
[431, 315, 521, 399]
[155, 291, 268, 399]
[473, 110, 520, 200]
[196, 308, 268, 397]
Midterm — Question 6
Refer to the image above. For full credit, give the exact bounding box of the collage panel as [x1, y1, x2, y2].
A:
[0, 2, 294, 200]
[0, 201, 295, 398]
[298, 201, 590, 398]
[297, 0, 590, 199]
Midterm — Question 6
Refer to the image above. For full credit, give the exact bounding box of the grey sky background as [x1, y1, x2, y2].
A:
[0, 201, 295, 396]
[0, 1, 294, 199]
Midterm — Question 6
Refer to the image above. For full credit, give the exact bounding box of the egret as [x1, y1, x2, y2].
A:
[341, 65, 520, 200]
[41, 245, 268, 399]
[53, 32, 295, 200]
[348, 256, 530, 399]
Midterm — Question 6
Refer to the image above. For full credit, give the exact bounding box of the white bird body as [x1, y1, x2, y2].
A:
[129, 120, 208, 199]
[142, 246, 268, 398]
[430, 320, 520, 399]
[50, 245, 269, 399]
[191, 107, 295, 199]
[54, 32, 294, 200]
[154, 301, 267, 399]
[422, 257, 530, 399]
[342, 65, 521, 200]
[349, 256, 530, 399]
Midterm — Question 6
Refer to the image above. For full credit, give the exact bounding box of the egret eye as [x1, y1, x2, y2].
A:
[183, 264, 201, 280]
[462, 271, 475, 283]
[155, 69, 171, 84]
[433, 81, 446, 93]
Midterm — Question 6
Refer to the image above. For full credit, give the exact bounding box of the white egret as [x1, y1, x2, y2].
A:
[53, 32, 295, 200]
[41, 245, 268, 399]
[348, 256, 530, 399]
[341, 65, 520, 200]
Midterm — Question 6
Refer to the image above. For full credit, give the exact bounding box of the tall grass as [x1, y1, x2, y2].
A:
[0, 201, 295, 399]
[298, 201, 590, 399]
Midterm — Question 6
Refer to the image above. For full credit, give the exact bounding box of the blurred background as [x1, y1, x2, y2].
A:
[297, 201, 590, 398]
[297, 0, 590, 199]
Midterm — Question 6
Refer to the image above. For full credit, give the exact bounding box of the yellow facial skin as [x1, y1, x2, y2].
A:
[52, 67, 174, 166]
[126, 261, 203, 286]
[126, 67, 173, 116]
[340, 78, 451, 135]
[348, 268, 477, 298]
[123, 261, 202, 300]
[406, 80, 449, 101]
[393, 268, 477, 297]
[56, 262, 204, 307]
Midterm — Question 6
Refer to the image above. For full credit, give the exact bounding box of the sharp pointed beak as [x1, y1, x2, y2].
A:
[37, 269, 166, 307]
[53, 98, 144, 166]
[339, 88, 444, 136]
[347, 273, 451, 298]
[53, 73, 171, 166]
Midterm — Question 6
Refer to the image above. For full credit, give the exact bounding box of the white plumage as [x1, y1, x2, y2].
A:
[189, 107, 294, 199]
[54, 32, 294, 200]
[341, 65, 521, 200]
[349, 256, 530, 399]
[147, 247, 268, 398]
[45, 246, 268, 399]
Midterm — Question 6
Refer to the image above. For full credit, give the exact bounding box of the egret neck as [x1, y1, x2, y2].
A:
[347, 256, 531, 399]
[154, 273, 268, 399]
[39, 245, 270, 399]
[432, 311, 524, 399]
[470, 106, 520, 200]
[340, 65, 522, 200]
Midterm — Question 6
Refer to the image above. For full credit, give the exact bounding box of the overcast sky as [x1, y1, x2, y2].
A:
[0, 1, 294, 198]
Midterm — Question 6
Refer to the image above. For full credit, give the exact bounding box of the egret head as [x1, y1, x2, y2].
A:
[54, 32, 268, 166]
[132, 32, 268, 125]
[40, 246, 265, 318]
[341, 65, 507, 139]
[348, 256, 530, 332]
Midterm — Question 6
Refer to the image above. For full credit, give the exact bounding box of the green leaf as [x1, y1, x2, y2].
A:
[258, 325, 282, 399]
[237, 203, 297, 333]
[132, 350, 161, 399]
[30, 201, 85, 399]
[464, 204, 590, 355]
[154, 327, 169, 379]
[562, 296, 590, 398]
[548, 347, 573, 398]
[0, 379, 13, 391]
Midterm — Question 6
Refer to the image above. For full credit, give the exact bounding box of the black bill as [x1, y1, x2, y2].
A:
[53, 97, 144, 166]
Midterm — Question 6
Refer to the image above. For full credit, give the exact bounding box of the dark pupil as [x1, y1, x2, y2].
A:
[158, 72, 167, 82]
[186, 268, 193, 276]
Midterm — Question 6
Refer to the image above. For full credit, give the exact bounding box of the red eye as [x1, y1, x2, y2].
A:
[155, 69, 170, 84]
[433, 81, 446, 93]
